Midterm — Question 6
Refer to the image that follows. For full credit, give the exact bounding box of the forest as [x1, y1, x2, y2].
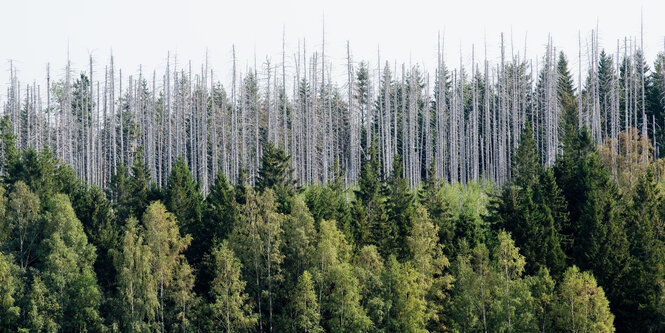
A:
[1, 30, 665, 332]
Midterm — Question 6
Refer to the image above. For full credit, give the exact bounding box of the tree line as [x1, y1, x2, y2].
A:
[2, 31, 664, 192]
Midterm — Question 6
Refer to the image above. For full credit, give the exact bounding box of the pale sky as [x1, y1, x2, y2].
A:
[2, 0, 664, 98]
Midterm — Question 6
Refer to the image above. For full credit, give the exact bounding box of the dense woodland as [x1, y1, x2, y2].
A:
[1, 30, 665, 332]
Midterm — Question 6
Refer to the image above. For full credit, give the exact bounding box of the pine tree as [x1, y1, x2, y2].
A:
[207, 241, 257, 333]
[198, 171, 238, 294]
[558, 52, 579, 150]
[352, 142, 387, 250]
[256, 141, 294, 213]
[72, 185, 119, 304]
[511, 123, 541, 189]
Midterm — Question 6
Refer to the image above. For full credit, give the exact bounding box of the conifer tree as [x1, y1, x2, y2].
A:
[620, 168, 665, 331]
[384, 154, 414, 259]
[165, 157, 204, 265]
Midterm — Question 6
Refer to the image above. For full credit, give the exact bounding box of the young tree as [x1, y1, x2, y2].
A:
[4, 181, 40, 270]
[165, 157, 204, 265]
[113, 217, 158, 332]
[0, 251, 21, 331]
[620, 168, 665, 331]
[384, 154, 414, 259]
[554, 266, 614, 333]
[384, 257, 428, 333]
[231, 188, 284, 332]
[142, 201, 194, 332]
[207, 241, 257, 333]
[39, 193, 104, 331]
[290, 271, 323, 333]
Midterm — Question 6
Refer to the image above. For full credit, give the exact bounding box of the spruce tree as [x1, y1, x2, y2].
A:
[384, 153, 414, 259]
[165, 157, 204, 266]
[620, 168, 665, 331]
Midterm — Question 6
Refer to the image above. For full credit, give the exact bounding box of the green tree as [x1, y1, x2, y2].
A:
[207, 241, 257, 333]
[353, 245, 386, 330]
[490, 231, 534, 332]
[282, 197, 317, 287]
[325, 262, 372, 333]
[113, 217, 158, 332]
[198, 171, 238, 294]
[419, 164, 455, 256]
[620, 168, 665, 331]
[165, 157, 204, 266]
[408, 205, 453, 330]
[527, 267, 556, 333]
[39, 193, 104, 331]
[384, 154, 414, 259]
[558, 52, 579, 149]
[231, 188, 284, 332]
[4, 181, 40, 270]
[25, 275, 59, 333]
[554, 266, 614, 333]
[0, 251, 21, 331]
[256, 142, 295, 213]
[290, 271, 323, 333]
[72, 185, 119, 307]
[384, 257, 428, 333]
[448, 242, 493, 333]
[142, 201, 194, 332]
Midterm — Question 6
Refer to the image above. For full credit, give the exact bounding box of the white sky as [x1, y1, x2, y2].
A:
[2, 0, 664, 97]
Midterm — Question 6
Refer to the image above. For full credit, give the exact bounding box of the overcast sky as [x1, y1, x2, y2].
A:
[2, 0, 664, 97]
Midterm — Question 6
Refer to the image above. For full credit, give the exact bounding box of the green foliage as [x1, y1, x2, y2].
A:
[230, 188, 284, 332]
[207, 241, 257, 332]
[384, 154, 415, 259]
[39, 193, 104, 331]
[0, 251, 21, 331]
[554, 266, 614, 333]
[4, 181, 41, 270]
[290, 271, 323, 333]
[113, 217, 158, 332]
